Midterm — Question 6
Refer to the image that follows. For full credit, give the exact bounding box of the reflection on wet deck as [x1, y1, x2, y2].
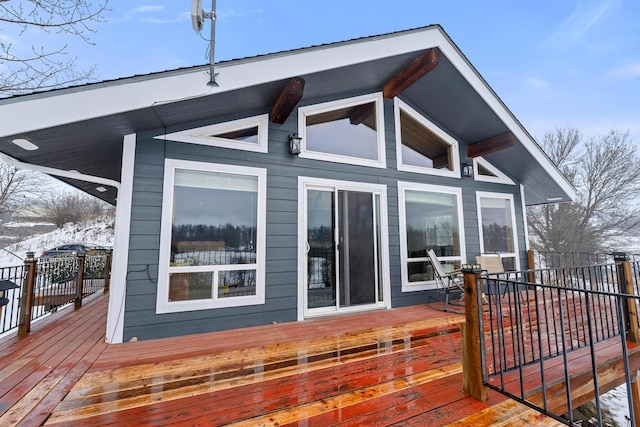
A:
[0, 292, 562, 426]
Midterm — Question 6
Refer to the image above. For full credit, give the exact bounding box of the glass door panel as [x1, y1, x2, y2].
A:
[306, 190, 336, 309]
[338, 190, 376, 307]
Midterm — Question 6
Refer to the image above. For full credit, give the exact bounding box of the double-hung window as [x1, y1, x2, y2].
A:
[156, 159, 266, 313]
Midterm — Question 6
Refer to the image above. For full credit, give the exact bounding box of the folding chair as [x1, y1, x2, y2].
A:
[476, 254, 511, 297]
[427, 249, 464, 312]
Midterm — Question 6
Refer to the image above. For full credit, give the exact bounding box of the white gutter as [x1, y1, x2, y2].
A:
[0, 152, 121, 190]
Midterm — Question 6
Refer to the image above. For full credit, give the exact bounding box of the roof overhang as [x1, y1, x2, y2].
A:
[0, 25, 575, 205]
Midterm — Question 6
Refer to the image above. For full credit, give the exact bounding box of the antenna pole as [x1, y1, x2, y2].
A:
[207, 0, 218, 87]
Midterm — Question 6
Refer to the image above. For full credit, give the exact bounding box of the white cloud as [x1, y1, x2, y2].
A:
[131, 5, 165, 14]
[547, 0, 621, 48]
[609, 59, 640, 80]
[524, 77, 551, 90]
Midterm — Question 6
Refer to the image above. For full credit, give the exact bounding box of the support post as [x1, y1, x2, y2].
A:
[613, 252, 640, 342]
[103, 250, 112, 292]
[74, 253, 86, 308]
[527, 249, 535, 284]
[461, 264, 488, 401]
[632, 375, 640, 427]
[18, 252, 37, 335]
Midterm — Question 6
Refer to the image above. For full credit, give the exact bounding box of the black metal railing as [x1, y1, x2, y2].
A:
[0, 265, 25, 335]
[0, 252, 111, 336]
[480, 262, 639, 426]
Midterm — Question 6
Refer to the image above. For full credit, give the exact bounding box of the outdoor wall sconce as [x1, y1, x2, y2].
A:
[462, 162, 473, 178]
[0, 279, 19, 307]
[289, 134, 302, 155]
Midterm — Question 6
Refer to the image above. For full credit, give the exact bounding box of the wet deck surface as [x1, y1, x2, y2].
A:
[0, 293, 563, 426]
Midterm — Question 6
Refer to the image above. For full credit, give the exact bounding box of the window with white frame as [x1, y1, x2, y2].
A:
[476, 192, 519, 270]
[297, 93, 386, 168]
[154, 114, 269, 153]
[473, 157, 515, 185]
[394, 98, 460, 177]
[156, 159, 266, 313]
[398, 182, 466, 291]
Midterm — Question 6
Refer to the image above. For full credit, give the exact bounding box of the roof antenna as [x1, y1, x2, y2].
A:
[191, 0, 218, 87]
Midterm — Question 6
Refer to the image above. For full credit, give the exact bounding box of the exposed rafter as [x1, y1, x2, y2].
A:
[467, 132, 516, 158]
[383, 48, 440, 99]
[271, 77, 305, 124]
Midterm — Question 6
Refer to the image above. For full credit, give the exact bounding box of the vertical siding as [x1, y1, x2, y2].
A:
[123, 94, 527, 340]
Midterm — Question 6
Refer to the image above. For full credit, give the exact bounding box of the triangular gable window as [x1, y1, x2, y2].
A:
[394, 98, 459, 178]
[473, 157, 515, 185]
[154, 114, 269, 153]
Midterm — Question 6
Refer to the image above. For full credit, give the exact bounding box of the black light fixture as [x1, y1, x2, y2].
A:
[0, 280, 18, 307]
[462, 162, 473, 178]
[289, 134, 302, 155]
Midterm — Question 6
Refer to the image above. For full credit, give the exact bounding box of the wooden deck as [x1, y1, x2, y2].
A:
[0, 292, 564, 426]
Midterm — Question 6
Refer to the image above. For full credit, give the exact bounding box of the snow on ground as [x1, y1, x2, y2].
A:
[0, 216, 114, 268]
[0, 216, 633, 420]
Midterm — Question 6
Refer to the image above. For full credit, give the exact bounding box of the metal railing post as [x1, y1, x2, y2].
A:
[18, 252, 37, 335]
[74, 253, 86, 308]
[103, 250, 112, 292]
[461, 264, 488, 402]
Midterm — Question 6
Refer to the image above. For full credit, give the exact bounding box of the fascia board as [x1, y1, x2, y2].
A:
[435, 35, 577, 201]
[0, 27, 444, 138]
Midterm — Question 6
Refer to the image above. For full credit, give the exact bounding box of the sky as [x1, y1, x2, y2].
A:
[4, 0, 640, 144]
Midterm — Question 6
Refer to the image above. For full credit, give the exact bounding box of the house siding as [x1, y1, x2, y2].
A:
[122, 95, 526, 341]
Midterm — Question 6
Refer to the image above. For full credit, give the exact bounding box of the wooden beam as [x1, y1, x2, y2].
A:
[467, 132, 516, 158]
[271, 77, 305, 124]
[383, 48, 440, 99]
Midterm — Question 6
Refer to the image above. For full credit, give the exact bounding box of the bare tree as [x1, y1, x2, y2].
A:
[41, 191, 109, 227]
[527, 128, 640, 253]
[1, 0, 108, 97]
[0, 162, 45, 216]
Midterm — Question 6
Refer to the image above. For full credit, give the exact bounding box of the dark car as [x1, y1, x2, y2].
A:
[40, 243, 108, 258]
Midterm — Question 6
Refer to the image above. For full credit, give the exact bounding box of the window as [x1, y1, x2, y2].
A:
[154, 114, 269, 153]
[156, 159, 266, 313]
[297, 93, 386, 168]
[398, 182, 466, 291]
[476, 192, 519, 270]
[394, 98, 460, 177]
[473, 157, 515, 185]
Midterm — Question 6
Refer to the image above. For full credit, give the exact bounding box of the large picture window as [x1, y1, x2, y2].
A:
[477, 192, 519, 270]
[398, 182, 466, 291]
[297, 93, 386, 168]
[394, 99, 460, 177]
[156, 160, 266, 313]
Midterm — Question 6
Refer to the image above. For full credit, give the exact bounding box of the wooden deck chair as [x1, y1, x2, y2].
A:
[427, 249, 464, 312]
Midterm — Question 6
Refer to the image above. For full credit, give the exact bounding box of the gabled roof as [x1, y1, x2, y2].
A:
[0, 25, 575, 205]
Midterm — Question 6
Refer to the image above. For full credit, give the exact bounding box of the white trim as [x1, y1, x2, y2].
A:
[156, 159, 267, 314]
[0, 25, 574, 201]
[520, 184, 530, 251]
[476, 191, 521, 270]
[106, 133, 136, 344]
[397, 181, 466, 292]
[0, 152, 121, 190]
[394, 98, 460, 178]
[297, 176, 391, 321]
[154, 114, 269, 153]
[473, 157, 515, 185]
[297, 93, 387, 169]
